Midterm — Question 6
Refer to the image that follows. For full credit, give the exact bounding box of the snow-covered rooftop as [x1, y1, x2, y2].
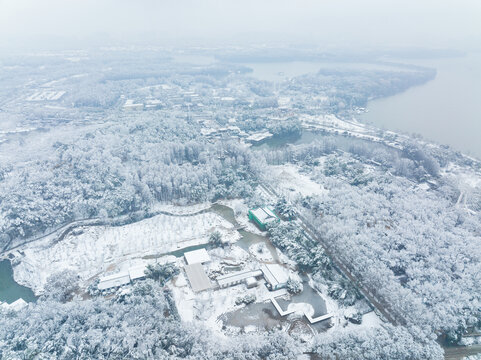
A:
[184, 248, 211, 265]
[251, 207, 277, 224]
[184, 263, 212, 292]
[246, 131, 273, 142]
[128, 265, 147, 281]
[98, 271, 130, 290]
[261, 264, 288, 288]
[216, 269, 262, 288]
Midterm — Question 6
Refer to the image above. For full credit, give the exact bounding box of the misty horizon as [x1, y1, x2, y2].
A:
[1, 0, 481, 52]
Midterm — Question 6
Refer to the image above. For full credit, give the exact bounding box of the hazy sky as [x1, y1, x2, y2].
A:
[0, 0, 480, 50]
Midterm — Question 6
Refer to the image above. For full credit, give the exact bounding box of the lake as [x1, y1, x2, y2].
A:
[360, 53, 481, 159]
[0, 259, 36, 304]
[240, 53, 481, 159]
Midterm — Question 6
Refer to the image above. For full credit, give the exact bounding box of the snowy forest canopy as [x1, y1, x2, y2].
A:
[0, 47, 480, 358]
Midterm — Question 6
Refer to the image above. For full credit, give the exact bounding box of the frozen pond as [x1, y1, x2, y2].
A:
[210, 203, 238, 226]
[236, 230, 280, 263]
[220, 276, 330, 333]
[221, 294, 330, 334]
[220, 301, 285, 331]
[277, 280, 327, 318]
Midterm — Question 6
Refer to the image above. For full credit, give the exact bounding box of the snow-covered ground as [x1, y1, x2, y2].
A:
[270, 163, 328, 199]
[170, 244, 278, 333]
[301, 114, 367, 134]
[13, 210, 239, 294]
[249, 243, 275, 263]
[217, 198, 265, 235]
[441, 162, 481, 212]
[26, 90, 66, 101]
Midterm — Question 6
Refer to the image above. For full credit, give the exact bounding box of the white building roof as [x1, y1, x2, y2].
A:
[184, 263, 212, 292]
[216, 269, 263, 287]
[245, 277, 258, 286]
[246, 132, 273, 142]
[251, 207, 277, 224]
[98, 271, 130, 290]
[128, 265, 146, 281]
[184, 248, 211, 265]
[261, 264, 289, 287]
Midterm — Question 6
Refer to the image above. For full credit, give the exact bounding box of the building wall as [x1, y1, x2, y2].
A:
[248, 210, 267, 231]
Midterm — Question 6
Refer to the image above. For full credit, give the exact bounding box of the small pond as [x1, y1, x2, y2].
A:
[220, 301, 285, 331]
[236, 230, 280, 263]
[276, 281, 327, 318]
[0, 259, 37, 304]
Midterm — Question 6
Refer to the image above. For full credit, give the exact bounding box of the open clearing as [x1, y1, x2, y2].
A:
[12, 211, 239, 294]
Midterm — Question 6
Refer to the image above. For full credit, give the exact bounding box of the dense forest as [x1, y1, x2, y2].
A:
[0, 49, 479, 358]
[0, 275, 443, 360]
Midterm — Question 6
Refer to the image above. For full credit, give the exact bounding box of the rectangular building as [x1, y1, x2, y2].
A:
[98, 272, 131, 291]
[248, 207, 279, 230]
[261, 264, 288, 291]
[216, 269, 263, 288]
[128, 265, 147, 281]
[184, 263, 212, 292]
[184, 248, 211, 265]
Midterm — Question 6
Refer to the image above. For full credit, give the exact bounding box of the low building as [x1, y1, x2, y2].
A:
[98, 271, 131, 291]
[248, 207, 279, 230]
[184, 263, 212, 292]
[245, 277, 258, 288]
[145, 99, 162, 109]
[184, 248, 211, 265]
[245, 131, 273, 144]
[128, 265, 147, 282]
[216, 269, 263, 288]
[261, 264, 288, 291]
[123, 99, 144, 111]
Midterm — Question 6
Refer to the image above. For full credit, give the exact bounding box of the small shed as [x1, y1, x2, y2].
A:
[184, 248, 211, 265]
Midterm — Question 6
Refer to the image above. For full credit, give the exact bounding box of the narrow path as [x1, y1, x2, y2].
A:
[1, 205, 216, 255]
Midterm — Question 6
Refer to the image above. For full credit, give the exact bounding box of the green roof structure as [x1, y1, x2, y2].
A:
[248, 207, 279, 231]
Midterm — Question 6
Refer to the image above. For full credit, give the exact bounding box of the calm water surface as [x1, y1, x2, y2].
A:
[0, 260, 36, 304]
[361, 53, 481, 159]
